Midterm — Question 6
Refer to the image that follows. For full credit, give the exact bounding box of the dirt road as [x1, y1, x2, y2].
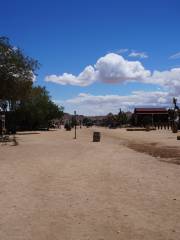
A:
[0, 128, 180, 240]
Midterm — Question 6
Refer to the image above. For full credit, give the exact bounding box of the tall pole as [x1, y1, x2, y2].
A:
[0, 114, 5, 136]
[152, 114, 154, 126]
[74, 110, 77, 139]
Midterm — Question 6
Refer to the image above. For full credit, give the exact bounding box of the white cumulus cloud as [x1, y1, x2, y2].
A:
[95, 53, 150, 83]
[45, 53, 150, 86]
[45, 65, 96, 86]
[45, 53, 180, 94]
[145, 68, 180, 94]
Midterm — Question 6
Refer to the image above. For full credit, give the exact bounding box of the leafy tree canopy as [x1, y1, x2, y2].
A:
[0, 36, 39, 108]
[16, 86, 64, 130]
[0, 37, 64, 131]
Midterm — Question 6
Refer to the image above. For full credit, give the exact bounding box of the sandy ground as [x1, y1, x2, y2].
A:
[0, 127, 180, 240]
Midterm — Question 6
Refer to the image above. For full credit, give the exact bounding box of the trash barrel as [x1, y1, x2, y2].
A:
[93, 132, 101, 142]
[172, 124, 178, 133]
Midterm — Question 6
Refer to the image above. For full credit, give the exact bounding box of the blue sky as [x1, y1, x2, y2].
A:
[1, 0, 180, 115]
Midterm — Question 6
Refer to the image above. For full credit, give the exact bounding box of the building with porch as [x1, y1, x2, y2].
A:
[133, 108, 169, 126]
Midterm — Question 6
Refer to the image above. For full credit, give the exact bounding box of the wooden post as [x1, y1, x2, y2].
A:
[74, 111, 77, 139]
[93, 132, 101, 142]
[151, 114, 154, 126]
[0, 114, 5, 135]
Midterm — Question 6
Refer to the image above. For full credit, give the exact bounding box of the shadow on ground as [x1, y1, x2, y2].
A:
[127, 142, 180, 165]
[0, 135, 19, 146]
[16, 132, 40, 135]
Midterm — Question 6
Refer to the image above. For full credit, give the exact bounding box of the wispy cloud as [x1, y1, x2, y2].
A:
[60, 91, 172, 115]
[128, 51, 148, 59]
[116, 48, 129, 54]
[169, 52, 180, 59]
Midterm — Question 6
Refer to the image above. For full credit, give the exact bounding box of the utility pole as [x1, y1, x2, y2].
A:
[74, 110, 77, 139]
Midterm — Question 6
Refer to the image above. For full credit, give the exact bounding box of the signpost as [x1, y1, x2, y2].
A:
[172, 98, 179, 133]
[0, 114, 6, 135]
[74, 110, 77, 139]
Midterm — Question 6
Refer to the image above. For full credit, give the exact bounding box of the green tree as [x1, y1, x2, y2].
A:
[116, 109, 128, 125]
[82, 117, 93, 127]
[0, 37, 39, 110]
[15, 86, 64, 130]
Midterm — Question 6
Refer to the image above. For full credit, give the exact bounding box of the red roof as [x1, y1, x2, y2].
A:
[134, 108, 168, 114]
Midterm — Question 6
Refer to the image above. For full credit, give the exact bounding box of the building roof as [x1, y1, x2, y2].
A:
[134, 108, 168, 114]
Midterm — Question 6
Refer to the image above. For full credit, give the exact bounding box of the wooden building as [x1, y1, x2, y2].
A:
[133, 108, 168, 126]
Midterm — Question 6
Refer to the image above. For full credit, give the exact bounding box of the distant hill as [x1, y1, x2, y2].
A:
[62, 112, 132, 122]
